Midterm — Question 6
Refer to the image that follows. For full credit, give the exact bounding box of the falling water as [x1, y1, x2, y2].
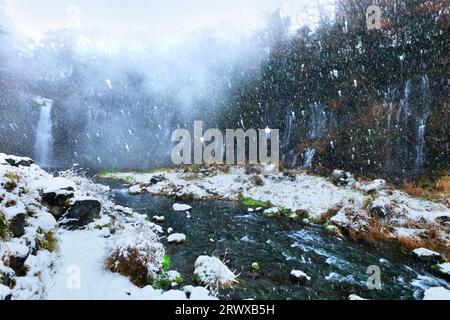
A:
[415, 75, 431, 171]
[35, 99, 54, 167]
[307, 102, 327, 140]
[282, 111, 296, 148]
[303, 147, 316, 168]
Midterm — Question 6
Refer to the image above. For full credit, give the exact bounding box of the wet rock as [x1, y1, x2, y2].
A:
[60, 199, 102, 229]
[9, 213, 25, 238]
[289, 270, 311, 284]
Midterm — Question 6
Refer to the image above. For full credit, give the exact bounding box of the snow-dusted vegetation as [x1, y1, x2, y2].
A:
[0, 154, 215, 300]
[0, 0, 449, 301]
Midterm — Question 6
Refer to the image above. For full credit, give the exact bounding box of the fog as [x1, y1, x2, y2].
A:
[0, 0, 297, 169]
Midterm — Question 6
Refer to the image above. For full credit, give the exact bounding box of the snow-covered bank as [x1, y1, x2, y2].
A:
[0, 154, 215, 300]
[100, 165, 450, 261]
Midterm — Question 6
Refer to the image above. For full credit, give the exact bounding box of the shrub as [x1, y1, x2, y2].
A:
[250, 175, 265, 186]
[0, 212, 10, 240]
[106, 247, 152, 287]
[35, 230, 58, 252]
[105, 223, 165, 287]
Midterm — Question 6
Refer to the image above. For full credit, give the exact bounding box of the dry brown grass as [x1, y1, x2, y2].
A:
[401, 173, 450, 206]
[250, 175, 265, 186]
[347, 218, 450, 260]
[348, 218, 393, 244]
[105, 248, 151, 287]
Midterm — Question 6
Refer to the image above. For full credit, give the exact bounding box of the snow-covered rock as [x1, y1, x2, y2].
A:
[152, 215, 165, 222]
[289, 270, 311, 284]
[193, 256, 238, 289]
[167, 233, 186, 244]
[0, 284, 12, 300]
[59, 199, 102, 229]
[433, 262, 450, 279]
[348, 294, 367, 300]
[185, 286, 218, 300]
[172, 203, 192, 211]
[128, 185, 142, 195]
[356, 179, 386, 194]
[370, 197, 392, 219]
[423, 287, 450, 300]
[263, 207, 279, 218]
[412, 248, 442, 263]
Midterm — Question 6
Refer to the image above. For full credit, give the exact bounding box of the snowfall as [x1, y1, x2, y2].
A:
[2, 154, 450, 300]
[0, 154, 221, 300]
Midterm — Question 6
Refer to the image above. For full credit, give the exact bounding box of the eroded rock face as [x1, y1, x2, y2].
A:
[59, 199, 101, 229]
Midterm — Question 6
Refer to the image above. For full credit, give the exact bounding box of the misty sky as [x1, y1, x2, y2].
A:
[5, 0, 332, 39]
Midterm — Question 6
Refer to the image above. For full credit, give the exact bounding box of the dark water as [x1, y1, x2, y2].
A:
[107, 185, 449, 300]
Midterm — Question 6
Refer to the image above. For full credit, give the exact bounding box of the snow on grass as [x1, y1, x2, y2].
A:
[1, 154, 216, 300]
[102, 166, 450, 259]
[423, 287, 450, 300]
[172, 203, 192, 211]
[412, 248, 441, 258]
[193, 256, 238, 291]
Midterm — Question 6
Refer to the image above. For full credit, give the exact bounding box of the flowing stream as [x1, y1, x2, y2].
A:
[105, 183, 450, 300]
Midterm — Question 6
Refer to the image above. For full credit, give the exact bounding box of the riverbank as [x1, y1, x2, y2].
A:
[2, 154, 449, 300]
[0, 154, 218, 300]
[99, 164, 450, 264]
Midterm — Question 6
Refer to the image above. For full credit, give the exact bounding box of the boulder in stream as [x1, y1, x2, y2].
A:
[289, 270, 311, 285]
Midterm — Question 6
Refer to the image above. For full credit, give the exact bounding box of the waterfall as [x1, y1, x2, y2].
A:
[35, 99, 54, 167]
[282, 111, 296, 148]
[415, 75, 431, 171]
[307, 102, 327, 140]
[303, 147, 316, 168]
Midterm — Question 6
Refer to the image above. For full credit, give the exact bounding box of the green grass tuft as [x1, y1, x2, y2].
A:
[162, 255, 172, 271]
[239, 197, 272, 208]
